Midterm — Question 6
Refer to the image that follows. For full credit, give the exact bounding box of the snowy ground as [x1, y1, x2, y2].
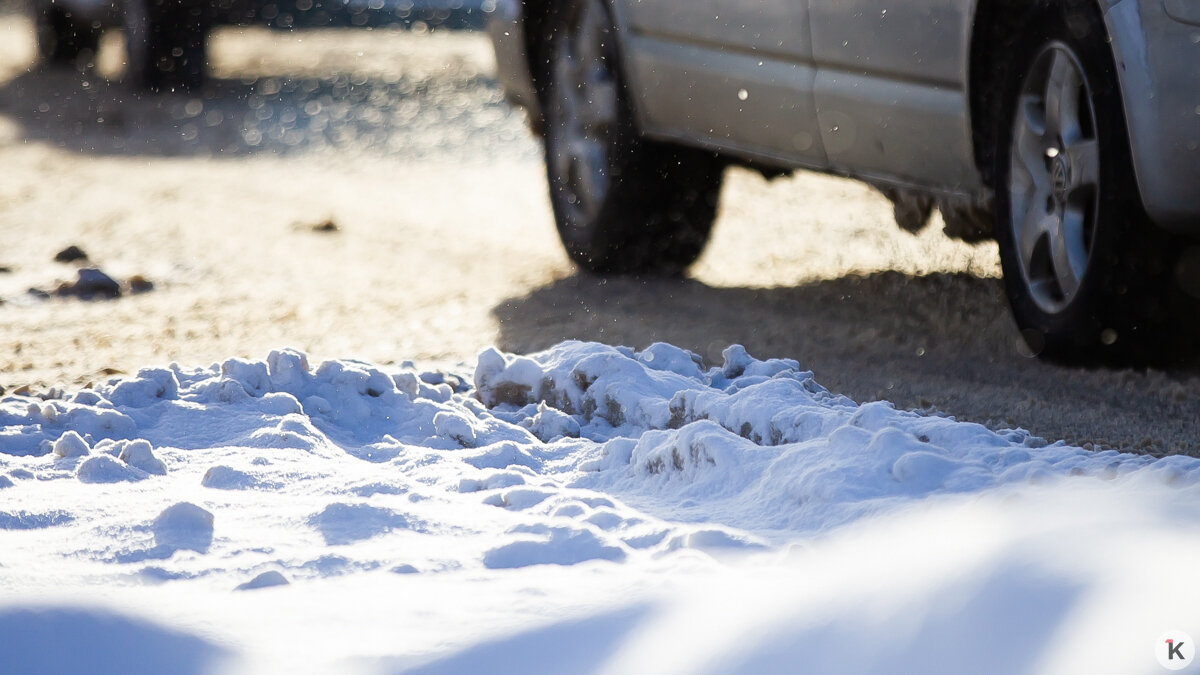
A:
[3, 341, 1199, 674]
[1, 12, 1199, 673]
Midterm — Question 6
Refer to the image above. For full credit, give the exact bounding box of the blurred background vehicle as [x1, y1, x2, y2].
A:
[31, 0, 493, 91]
[489, 0, 1200, 364]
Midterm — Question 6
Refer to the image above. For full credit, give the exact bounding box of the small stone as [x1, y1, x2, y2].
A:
[69, 268, 121, 300]
[311, 218, 339, 233]
[54, 245, 89, 263]
[128, 275, 155, 294]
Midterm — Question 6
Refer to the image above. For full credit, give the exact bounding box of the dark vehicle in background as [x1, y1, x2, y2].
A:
[35, 0, 273, 91]
[489, 0, 1200, 363]
[33, 0, 492, 91]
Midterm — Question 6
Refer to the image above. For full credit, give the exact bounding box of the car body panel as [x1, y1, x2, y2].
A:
[808, 0, 968, 86]
[623, 35, 828, 167]
[1105, 0, 1200, 230]
[615, 0, 827, 166]
[1162, 0, 1200, 26]
[623, 0, 814, 62]
[487, 0, 538, 114]
[812, 69, 979, 191]
[808, 0, 980, 191]
[490, 0, 1200, 231]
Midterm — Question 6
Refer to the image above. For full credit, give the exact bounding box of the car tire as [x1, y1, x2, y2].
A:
[35, 5, 100, 67]
[993, 0, 1180, 363]
[123, 0, 208, 93]
[539, 0, 724, 276]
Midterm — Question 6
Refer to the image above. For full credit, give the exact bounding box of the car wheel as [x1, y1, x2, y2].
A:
[993, 2, 1178, 363]
[35, 5, 100, 67]
[540, 0, 724, 276]
[123, 0, 208, 93]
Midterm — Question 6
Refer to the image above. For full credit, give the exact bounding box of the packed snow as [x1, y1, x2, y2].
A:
[1, 340, 1197, 674]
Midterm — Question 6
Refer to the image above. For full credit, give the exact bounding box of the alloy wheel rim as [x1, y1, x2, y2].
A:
[550, 0, 619, 222]
[1008, 42, 1101, 315]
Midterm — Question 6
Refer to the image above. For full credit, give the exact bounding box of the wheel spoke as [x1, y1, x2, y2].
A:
[1017, 202, 1052, 269]
[553, 53, 579, 119]
[551, 142, 573, 189]
[1043, 50, 1072, 139]
[1018, 93, 1048, 138]
[573, 0, 603, 66]
[578, 78, 617, 132]
[1066, 138, 1099, 190]
[568, 138, 607, 214]
[1050, 208, 1088, 300]
[1012, 93, 1051, 187]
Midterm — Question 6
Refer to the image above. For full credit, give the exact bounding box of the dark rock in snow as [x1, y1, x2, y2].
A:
[129, 275, 155, 294]
[58, 268, 122, 300]
[54, 245, 89, 263]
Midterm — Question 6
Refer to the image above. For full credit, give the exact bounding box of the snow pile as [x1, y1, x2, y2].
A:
[477, 342, 1166, 534]
[0, 341, 1197, 674]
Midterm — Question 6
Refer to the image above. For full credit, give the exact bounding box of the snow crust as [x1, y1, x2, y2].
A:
[1, 341, 1197, 674]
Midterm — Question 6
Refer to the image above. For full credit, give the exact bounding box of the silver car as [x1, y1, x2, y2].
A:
[488, 0, 1200, 362]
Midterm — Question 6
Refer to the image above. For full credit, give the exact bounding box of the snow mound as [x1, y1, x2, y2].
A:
[309, 503, 414, 546]
[1, 340, 1198, 672]
[201, 465, 260, 490]
[115, 440, 168, 476]
[483, 524, 628, 569]
[474, 341, 1162, 533]
[235, 571, 289, 591]
[53, 431, 91, 459]
[78, 455, 147, 484]
[152, 503, 214, 554]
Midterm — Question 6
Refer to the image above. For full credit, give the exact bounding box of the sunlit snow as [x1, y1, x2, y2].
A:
[1, 341, 1197, 674]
